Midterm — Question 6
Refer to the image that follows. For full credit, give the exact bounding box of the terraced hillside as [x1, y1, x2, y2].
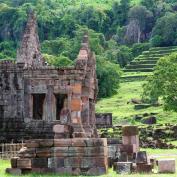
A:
[121, 46, 177, 82]
[124, 46, 177, 72]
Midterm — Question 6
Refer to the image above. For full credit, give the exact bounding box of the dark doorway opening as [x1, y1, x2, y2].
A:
[0, 106, 4, 119]
[55, 94, 67, 120]
[33, 94, 45, 120]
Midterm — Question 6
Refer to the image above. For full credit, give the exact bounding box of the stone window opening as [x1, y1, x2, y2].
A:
[32, 94, 45, 120]
[55, 94, 67, 121]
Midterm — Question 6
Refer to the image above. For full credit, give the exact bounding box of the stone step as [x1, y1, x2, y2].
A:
[130, 60, 157, 65]
[142, 50, 177, 55]
[123, 68, 153, 72]
[126, 64, 155, 69]
[136, 56, 160, 60]
[150, 46, 177, 51]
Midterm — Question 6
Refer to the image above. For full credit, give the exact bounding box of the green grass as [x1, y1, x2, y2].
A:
[96, 80, 177, 125]
[1, 148, 177, 177]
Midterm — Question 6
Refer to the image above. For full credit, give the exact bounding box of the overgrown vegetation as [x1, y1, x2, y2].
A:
[143, 52, 177, 112]
[0, 0, 177, 99]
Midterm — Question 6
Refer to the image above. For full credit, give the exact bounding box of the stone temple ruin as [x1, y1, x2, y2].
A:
[1, 12, 176, 176]
[0, 11, 99, 142]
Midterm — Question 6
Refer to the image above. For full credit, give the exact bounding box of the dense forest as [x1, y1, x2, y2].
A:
[1, 0, 177, 98]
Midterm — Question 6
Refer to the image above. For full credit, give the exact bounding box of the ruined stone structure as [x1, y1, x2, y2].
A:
[0, 12, 98, 142]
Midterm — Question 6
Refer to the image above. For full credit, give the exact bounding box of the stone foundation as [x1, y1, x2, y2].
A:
[7, 138, 108, 176]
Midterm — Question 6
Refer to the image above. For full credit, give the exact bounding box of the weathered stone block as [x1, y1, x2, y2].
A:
[122, 135, 139, 152]
[55, 167, 72, 175]
[120, 144, 136, 154]
[72, 117, 81, 124]
[11, 157, 19, 168]
[72, 83, 82, 94]
[64, 157, 81, 168]
[25, 140, 40, 148]
[122, 126, 139, 136]
[48, 157, 65, 168]
[158, 159, 176, 173]
[31, 168, 54, 173]
[115, 162, 132, 174]
[36, 148, 51, 157]
[39, 139, 54, 147]
[136, 151, 147, 164]
[136, 164, 153, 173]
[17, 159, 31, 169]
[71, 98, 82, 111]
[31, 158, 48, 168]
[72, 168, 81, 175]
[53, 125, 69, 133]
[118, 152, 128, 162]
[86, 167, 107, 176]
[54, 139, 72, 147]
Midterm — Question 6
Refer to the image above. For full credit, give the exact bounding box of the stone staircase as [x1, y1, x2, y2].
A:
[124, 46, 177, 73]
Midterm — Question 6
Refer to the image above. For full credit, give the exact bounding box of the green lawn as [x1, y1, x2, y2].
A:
[1, 149, 177, 177]
[96, 80, 177, 125]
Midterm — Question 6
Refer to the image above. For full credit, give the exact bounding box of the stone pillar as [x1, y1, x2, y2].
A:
[44, 85, 56, 121]
[122, 126, 139, 153]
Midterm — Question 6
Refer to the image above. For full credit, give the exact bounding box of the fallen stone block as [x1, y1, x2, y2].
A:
[31, 168, 54, 173]
[136, 164, 153, 173]
[86, 167, 107, 176]
[136, 151, 147, 164]
[158, 159, 176, 173]
[115, 162, 132, 174]
[72, 168, 81, 175]
[6, 168, 22, 175]
[55, 167, 72, 175]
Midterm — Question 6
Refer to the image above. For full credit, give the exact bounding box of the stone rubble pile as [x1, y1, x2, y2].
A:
[108, 126, 176, 175]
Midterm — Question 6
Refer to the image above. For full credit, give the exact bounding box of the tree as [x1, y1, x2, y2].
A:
[112, 0, 130, 26]
[126, 5, 153, 43]
[150, 13, 177, 46]
[142, 52, 177, 111]
[105, 44, 133, 67]
[96, 55, 122, 98]
[44, 54, 73, 67]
